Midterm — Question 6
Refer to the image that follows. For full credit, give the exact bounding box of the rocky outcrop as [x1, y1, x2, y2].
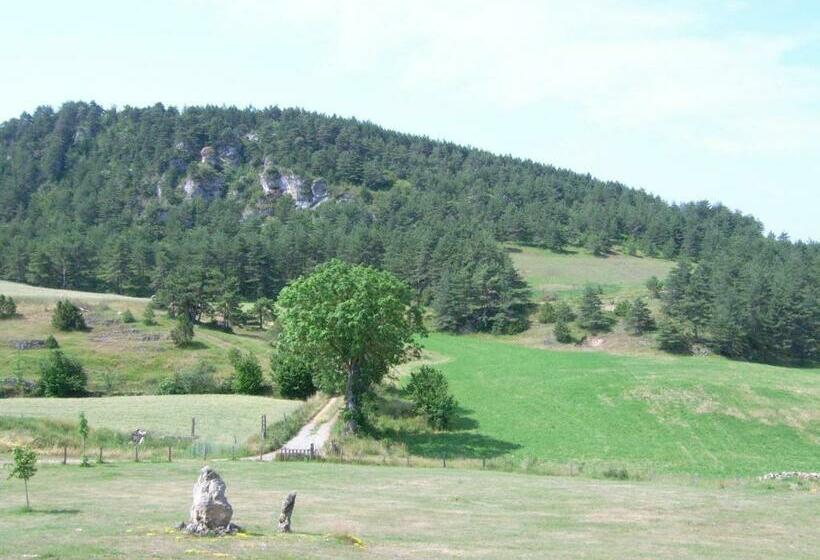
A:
[277, 492, 297, 533]
[179, 466, 240, 536]
[218, 145, 240, 167]
[258, 158, 328, 208]
[200, 146, 218, 166]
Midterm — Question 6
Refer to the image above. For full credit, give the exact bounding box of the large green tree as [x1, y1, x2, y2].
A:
[276, 259, 425, 432]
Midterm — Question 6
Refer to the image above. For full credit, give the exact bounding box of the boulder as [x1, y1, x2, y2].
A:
[179, 466, 240, 536]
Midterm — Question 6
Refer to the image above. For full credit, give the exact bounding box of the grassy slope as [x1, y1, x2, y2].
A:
[395, 333, 819, 476]
[0, 395, 300, 448]
[508, 245, 674, 300]
[0, 281, 274, 393]
[0, 461, 816, 560]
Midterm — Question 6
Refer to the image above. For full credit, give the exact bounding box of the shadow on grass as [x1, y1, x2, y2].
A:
[179, 341, 208, 350]
[377, 404, 518, 459]
[10, 507, 80, 515]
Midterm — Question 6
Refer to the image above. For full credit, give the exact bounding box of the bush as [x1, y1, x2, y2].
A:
[554, 301, 576, 323]
[0, 294, 17, 318]
[537, 302, 556, 324]
[51, 300, 86, 331]
[170, 314, 194, 347]
[229, 349, 264, 395]
[406, 366, 458, 429]
[39, 350, 87, 397]
[121, 309, 135, 323]
[142, 304, 156, 326]
[554, 319, 573, 343]
[156, 362, 221, 395]
[44, 335, 59, 349]
[657, 321, 691, 354]
[272, 351, 316, 399]
[646, 276, 663, 299]
[613, 300, 631, 318]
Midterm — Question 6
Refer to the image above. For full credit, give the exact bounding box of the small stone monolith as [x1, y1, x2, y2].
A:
[277, 491, 297, 533]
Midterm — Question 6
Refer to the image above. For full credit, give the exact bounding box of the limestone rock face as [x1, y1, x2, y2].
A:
[200, 146, 218, 166]
[179, 466, 239, 536]
[181, 175, 224, 201]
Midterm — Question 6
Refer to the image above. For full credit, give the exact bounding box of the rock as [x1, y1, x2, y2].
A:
[759, 471, 820, 482]
[277, 492, 297, 533]
[9, 339, 47, 350]
[259, 158, 328, 208]
[200, 146, 218, 166]
[218, 145, 240, 166]
[179, 466, 240, 536]
[181, 175, 224, 201]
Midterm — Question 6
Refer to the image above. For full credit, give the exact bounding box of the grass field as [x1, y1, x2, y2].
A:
[0, 460, 816, 560]
[0, 395, 301, 450]
[0, 281, 274, 393]
[508, 245, 673, 300]
[381, 333, 819, 476]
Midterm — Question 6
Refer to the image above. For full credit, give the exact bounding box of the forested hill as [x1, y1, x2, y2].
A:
[0, 102, 817, 362]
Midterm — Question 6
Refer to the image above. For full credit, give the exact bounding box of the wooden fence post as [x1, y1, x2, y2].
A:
[482, 457, 486, 469]
[168, 446, 172, 463]
[63, 446, 67, 465]
[310, 443, 315, 460]
[134, 445, 139, 463]
[98, 447, 103, 464]
[191, 417, 196, 440]
[262, 415, 267, 440]
[442, 455, 446, 468]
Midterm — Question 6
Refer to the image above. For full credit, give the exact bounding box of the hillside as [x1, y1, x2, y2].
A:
[0, 280, 273, 393]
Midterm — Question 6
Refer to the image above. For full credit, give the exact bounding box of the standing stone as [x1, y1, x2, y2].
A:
[277, 492, 297, 533]
[179, 466, 239, 536]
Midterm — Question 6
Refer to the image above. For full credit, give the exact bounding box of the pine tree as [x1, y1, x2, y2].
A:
[554, 319, 573, 343]
[578, 285, 611, 333]
[626, 297, 655, 335]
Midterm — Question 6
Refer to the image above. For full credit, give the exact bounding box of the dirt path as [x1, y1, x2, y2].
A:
[258, 396, 342, 461]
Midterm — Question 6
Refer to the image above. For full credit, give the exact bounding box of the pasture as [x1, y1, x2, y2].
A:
[508, 245, 673, 300]
[0, 395, 301, 451]
[382, 333, 820, 477]
[0, 460, 816, 559]
[0, 281, 273, 393]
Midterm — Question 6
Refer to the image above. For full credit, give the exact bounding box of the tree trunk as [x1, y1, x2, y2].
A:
[344, 363, 359, 434]
[24, 479, 29, 510]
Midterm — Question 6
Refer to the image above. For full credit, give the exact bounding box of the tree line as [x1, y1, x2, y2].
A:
[0, 102, 816, 361]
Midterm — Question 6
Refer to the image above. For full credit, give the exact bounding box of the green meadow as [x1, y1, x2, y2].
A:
[0, 461, 816, 560]
[508, 245, 674, 300]
[389, 333, 819, 476]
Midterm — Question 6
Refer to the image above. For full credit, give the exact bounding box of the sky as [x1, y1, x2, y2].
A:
[1, 0, 818, 240]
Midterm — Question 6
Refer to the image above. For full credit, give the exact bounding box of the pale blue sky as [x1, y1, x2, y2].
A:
[2, 1, 818, 239]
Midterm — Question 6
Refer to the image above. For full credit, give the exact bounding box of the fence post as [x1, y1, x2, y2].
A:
[482, 457, 486, 469]
[309, 443, 315, 460]
[191, 417, 196, 440]
[63, 446, 67, 465]
[98, 447, 103, 464]
[406, 455, 410, 467]
[261, 415, 267, 440]
[442, 455, 446, 468]
[168, 446, 172, 463]
[134, 445, 139, 463]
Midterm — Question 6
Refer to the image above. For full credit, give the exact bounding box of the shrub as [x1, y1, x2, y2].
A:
[537, 302, 556, 324]
[272, 351, 316, 399]
[51, 300, 86, 331]
[121, 309, 135, 323]
[229, 349, 264, 395]
[646, 276, 663, 298]
[657, 321, 691, 354]
[156, 362, 221, 395]
[613, 300, 631, 318]
[554, 319, 573, 343]
[44, 335, 59, 349]
[0, 294, 17, 318]
[142, 304, 156, 325]
[603, 467, 630, 480]
[170, 314, 194, 347]
[554, 301, 576, 323]
[39, 350, 87, 397]
[406, 366, 458, 429]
